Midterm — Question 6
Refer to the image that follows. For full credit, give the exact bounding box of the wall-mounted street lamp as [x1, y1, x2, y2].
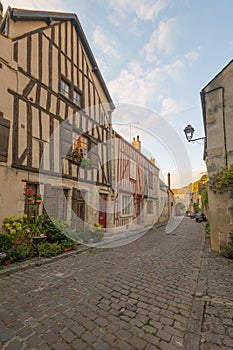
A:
[183, 124, 206, 142]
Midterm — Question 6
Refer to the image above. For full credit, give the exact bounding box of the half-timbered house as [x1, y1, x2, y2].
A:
[0, 7, 115, 229]
[112, 132, 160, 232]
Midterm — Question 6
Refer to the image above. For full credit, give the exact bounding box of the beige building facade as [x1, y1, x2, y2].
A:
[0, 6, 173, 234]
[0, 8, 115, 229]
[201, 60, 233, 251]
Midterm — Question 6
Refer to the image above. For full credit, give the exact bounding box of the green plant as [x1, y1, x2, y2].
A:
[205, 222, 210, 235]
[201, 188, 208, 209]
[10, 245, 32, 262]
[75, 225, 104, 244]
[193, 203, 200, 213]
[0, 234, 12, 251]
[81, 158, 91, 168]
[37, 242, 62, 257]
[43, 219, 68, 243]
[60, 239, 73, 249]
[27, 223, 46, 238]
[3, 215, 28, 235]
[220, 232, 233, 259]
[211, 164, 233, 190]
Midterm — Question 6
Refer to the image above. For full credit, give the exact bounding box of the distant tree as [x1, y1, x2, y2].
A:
[201, 188, 208, 209]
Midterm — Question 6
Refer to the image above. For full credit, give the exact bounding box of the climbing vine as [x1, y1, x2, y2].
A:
[210, 164, 233, 191]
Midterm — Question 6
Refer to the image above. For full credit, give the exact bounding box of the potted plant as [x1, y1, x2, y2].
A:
[0, 252, 6, 265]
[61, 239, 73, 252]
[3, 249, 12, 266]
[36, 194, 42, 204]
[23, 184, 35, 201]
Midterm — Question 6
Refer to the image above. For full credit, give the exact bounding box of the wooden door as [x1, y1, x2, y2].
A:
[99, 194, 108, 228]
[136, 196, 142, 224]
[72, 189, 85, 230]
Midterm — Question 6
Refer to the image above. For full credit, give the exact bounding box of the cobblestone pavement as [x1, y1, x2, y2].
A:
[199, 238, 233, 350]
[0, 218, 231, 350]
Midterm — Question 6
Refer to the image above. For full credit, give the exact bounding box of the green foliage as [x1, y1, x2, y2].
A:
[205, 222, 210, 235]
[201, 188, 209, 209]
[9, 245, 32, 262]
[60, 239, 73, 249]
[43, 219, 68, 243]
[0, 234, 12, 251]
[75, 226, 104, 244]
[220, 232, 233, 259]
[81, 158, 92, 168]
[211, 164, 233, 190]
[193, 203, 200, 213]
[37, 242, 62, 257]
[3, 215, 28, 235]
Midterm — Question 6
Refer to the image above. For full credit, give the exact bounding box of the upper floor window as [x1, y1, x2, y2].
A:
[73, 90, 82, 107]
[130, 160, 136, 180]
[60, 79, 70, 99]
[149, 172, 154, 189]
[73, 134, 89, 159]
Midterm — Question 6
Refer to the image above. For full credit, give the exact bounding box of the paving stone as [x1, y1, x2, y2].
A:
[4, 338, 23, 350]
[60, 329, 75, 343]
[0, 324, 14, 343]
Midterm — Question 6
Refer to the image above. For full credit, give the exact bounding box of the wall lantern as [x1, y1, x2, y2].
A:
[183, 124, 206, 143]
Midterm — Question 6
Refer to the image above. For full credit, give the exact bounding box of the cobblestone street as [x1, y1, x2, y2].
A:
[0, 218, 233, 350]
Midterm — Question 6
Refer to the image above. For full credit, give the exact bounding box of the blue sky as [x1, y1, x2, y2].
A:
[3, 0, 233, 187]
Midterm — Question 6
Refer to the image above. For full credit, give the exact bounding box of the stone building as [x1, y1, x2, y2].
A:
[201, 60, 233, 251]
[112, 132, 160, 232]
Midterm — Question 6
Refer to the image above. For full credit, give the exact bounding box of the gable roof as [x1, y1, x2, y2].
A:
[0, 7, 115, 110]
[201, 58, 233, 92]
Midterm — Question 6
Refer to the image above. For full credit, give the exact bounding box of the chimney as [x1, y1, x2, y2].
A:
[150, 157, 155, 165]
[168, 172, 171, 190]
[132, 135, 141, 152]
[0, 1, 3, 22]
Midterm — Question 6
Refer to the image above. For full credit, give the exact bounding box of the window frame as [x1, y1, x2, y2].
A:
[73, 89, 82, 108]
[147, 199, 153, 214]
[60, 78, 70, 99]
[121, 194, 132, 217]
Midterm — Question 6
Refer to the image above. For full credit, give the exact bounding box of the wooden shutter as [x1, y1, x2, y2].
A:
[60, 121, 72, 159]
[0, 114, 10, 162]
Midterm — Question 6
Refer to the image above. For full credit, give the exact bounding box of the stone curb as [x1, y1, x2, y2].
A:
[0, 245, 91, 277]
[183, 229, 210, 349]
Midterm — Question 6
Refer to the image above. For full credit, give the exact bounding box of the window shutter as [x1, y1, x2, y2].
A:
[60, 121, 72, 159]
[0, 114, 10, 162]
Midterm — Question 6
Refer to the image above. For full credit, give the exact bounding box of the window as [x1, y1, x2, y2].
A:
[121, 195, 132, 216]
[73, 90, 82, 107]
[73, 134, 89, 158]
[149, 172, 154, 188]
[60, 79, 70, 99]
[130, 160, 136, 180]
[0, 114, 10, 162]
[147, 200, 153, 214]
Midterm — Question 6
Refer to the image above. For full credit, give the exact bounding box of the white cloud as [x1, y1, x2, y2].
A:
[163, 59, 186, 80]
[2, 0, 64, 11]
[100, 0, 170, 23]
[108, 61, 167, 106]
[93, 25, 121, 60]
[160, 98, 181, 117]
[143, 17, 179, 62]
[185, 48, 200, 63]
